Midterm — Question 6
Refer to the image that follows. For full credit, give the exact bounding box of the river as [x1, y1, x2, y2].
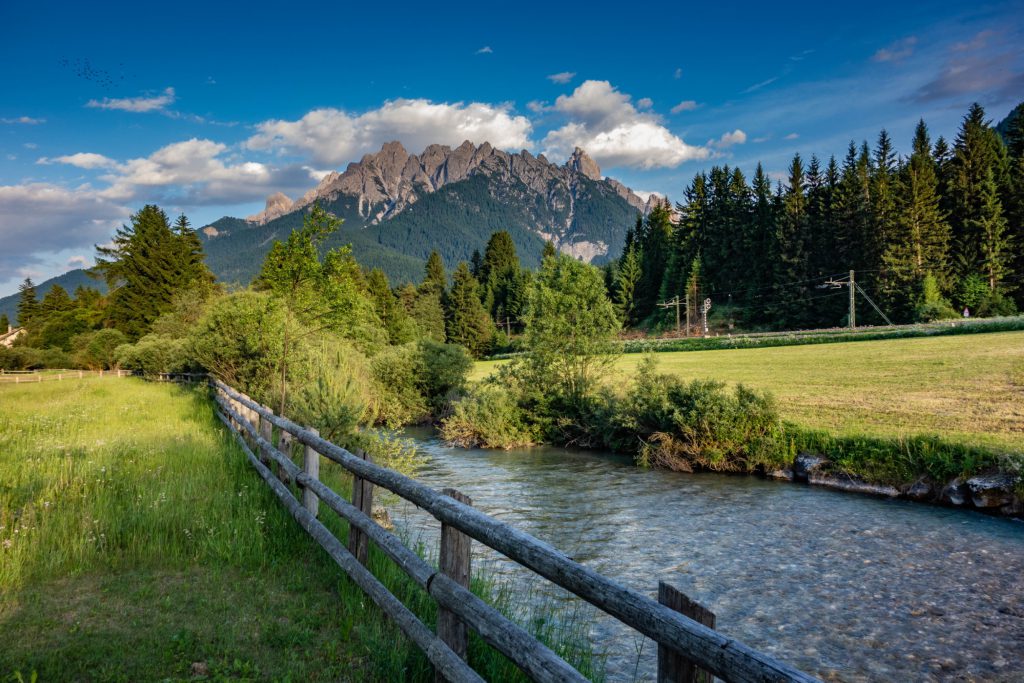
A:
[388, 431, 1024, 682]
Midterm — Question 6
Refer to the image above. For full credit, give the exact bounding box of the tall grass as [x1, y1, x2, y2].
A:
[0, 379, 603, 681]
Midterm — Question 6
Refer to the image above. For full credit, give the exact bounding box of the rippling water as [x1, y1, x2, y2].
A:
[388, 431, 1024, 682]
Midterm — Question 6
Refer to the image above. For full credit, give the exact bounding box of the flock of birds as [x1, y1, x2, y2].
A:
[58, 56, 129, 90]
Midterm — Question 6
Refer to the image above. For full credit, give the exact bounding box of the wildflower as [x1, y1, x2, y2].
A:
[2, 539, 11, 549]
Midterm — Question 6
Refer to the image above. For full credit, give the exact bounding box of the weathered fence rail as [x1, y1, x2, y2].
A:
[213, 379, 820, 683]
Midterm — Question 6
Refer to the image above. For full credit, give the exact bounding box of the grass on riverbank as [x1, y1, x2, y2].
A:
[0, 378, 601, 681]
[473, 331, 1024, 456]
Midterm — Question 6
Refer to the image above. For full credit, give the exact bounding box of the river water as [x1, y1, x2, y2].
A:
[388, 432, 1024, 682]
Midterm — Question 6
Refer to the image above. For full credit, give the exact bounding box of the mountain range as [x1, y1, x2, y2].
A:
[1, 141, 655, 322]
[201, 141, 657, 285]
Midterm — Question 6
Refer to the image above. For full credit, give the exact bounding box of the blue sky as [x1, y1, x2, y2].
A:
[2, 0, 1022, 297]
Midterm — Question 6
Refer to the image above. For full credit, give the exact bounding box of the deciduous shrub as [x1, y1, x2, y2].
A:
[618, 357, 785, 472]
[71, 329, 128, 370]
[115, 334, 191, 377]
[441, 385, 536, 449]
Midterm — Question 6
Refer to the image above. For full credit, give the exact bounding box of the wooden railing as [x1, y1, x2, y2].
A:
[213, 379, 820, 683]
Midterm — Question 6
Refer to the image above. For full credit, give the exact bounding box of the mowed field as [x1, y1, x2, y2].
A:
[473, 331, 1024, 453]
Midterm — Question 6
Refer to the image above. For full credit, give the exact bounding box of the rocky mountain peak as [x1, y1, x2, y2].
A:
[246, 191, 294, 225]
[258, 140, 656, 243]
[566, 147, 601, 181]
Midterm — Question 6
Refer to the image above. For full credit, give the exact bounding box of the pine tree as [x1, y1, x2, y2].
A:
[974, 168, 1013, 291]
[770, 154, 810, 328]
[16, 278, 40, 328]
[40, 284, 74, 315]
[0, 313, 8, 331]
[542, 240, 557, 260]
[479, 231, 521, 321]
[949, 103, 1003, 281]
[1003, 102, 1024, 306]
[367, 268, 412, 344]
[835, 142, 873, 273]
[445, 262, 494, 357]
[93, 205, 209, 338]
[636, 200, 674, 321]
[411, 252, 447, 342]
[882, 120, 951, 319]
[661, 178, 705, 306]
[173, 213, 215, 291]
[469, 249, 483, 278]
[613, 240, 642, 326]
[742, 164, 777, 325]
[422, 250, 446, 295]
[869, 131, 899, 285]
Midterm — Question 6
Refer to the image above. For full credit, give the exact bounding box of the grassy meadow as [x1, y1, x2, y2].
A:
[0, 378, 600, 682]
[473, 331, 1024, 454]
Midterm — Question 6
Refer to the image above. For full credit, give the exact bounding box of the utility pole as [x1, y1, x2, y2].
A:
[657, 296, 683, 334]
[702, 298, 712, 337]
[819, 269, 893, 328]
[849, 269, 856, 329]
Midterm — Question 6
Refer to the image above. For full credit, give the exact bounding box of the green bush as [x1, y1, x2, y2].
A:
[617, 357, 786, 472]
[0, 346, 72, 370]
[115, 334, 191, 377]
[441, 385, 536, 449]
[417, 339, 472, 413]
[976, 290, 1018, 317]
[371, 344, 430, 426]
[187, 291, 286, 401]
[290, 341, 375, 441]
[71, 329, 128, 370]
[913, 274, 959, 322]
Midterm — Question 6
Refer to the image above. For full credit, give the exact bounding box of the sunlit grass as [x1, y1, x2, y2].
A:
[473, 331, 1024, 454]
[0, 378, 602, 681]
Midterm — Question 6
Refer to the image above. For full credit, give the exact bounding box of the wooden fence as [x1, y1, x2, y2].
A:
[0, 369, 130, 383]
[213, 379, 820, 683]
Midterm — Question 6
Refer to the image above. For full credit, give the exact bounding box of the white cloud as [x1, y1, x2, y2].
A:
[547, 72, 576, 84]
[476, 46, 493, 54]
[636, 97, 653, 109]
[67, 255, 88, 269]
[98, 138, 285, 204]
[527, 100, 548, 113]
[246, 99, 533, 165]
[87, 87, 176, 113]
[541, 80, 709, 169]
[1, 116, 45, 125]
[0, 183, 130, 275]
[5, 155, 14, 161]
[674, 68, 683, 79]
[784, 132, 800, 140]
[710, 129, 747, 149]
[303, 165, 333, 182]
[742, 77, 778, 94]
[873, 36, 917, 63]
[39, 152, 118, 169]
[670, 100, 699, 114]
[23, 143, 37, 150]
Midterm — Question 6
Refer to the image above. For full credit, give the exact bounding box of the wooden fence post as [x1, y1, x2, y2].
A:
[657, 582, 716, 683]
[348, 449, 374, 566]
[437, 488, 473, 679]
[303, 427, 320, 517]
[258, 406, 274, 468]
